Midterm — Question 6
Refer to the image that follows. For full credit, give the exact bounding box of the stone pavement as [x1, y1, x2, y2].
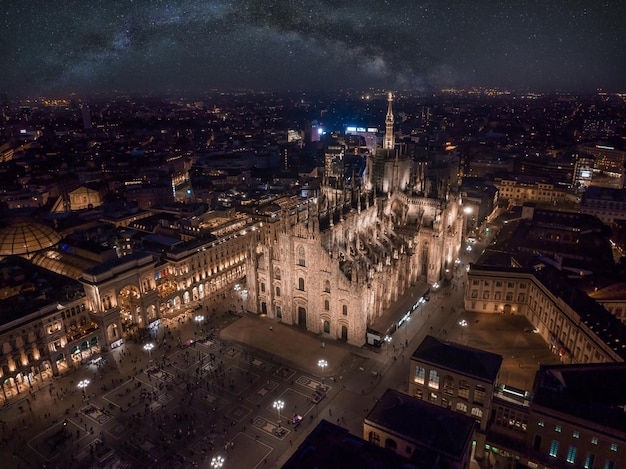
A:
[220, 313, 387, 379]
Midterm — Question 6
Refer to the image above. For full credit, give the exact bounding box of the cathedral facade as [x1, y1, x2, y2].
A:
[245, 94, 464, 346]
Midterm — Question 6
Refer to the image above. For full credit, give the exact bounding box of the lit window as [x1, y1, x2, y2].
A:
[610, 443, 617, 452]
[428, 369, 440, 390]
[538, 420, 545, 427]
[556, 425, 562, 432]
[414, 366, 425, 385]
[573, 431, 580, 439]
[566, 446, 576, 464]
[549, 440, 559, 457]
[591, 437, 598, 445]
[583, 453, 595, 469]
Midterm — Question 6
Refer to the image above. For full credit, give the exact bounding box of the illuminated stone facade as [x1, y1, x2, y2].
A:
[245, 94, 464, 346]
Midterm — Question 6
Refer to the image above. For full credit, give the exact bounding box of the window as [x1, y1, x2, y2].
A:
[518, 293, 526, 302]
[428, 370, 439, 389]
[324, 280, 331, 293]
[573, 431, 580, 439]
[482, 291, 490, 299]
[591, 437, 598, 445]
[471, 290, 478, 299]
[442, 376, 454, 396]
[495, 291, 502, 300]
[605, 461, 614, 469]
[538, 420, 545, 427]
[429, 392, 438, 403]
[456, 402, 467, 413]
[505, 292, 513, 301]
[414, 366, 425, 384]
[298, 246, 306, 266]
[324, 300, 330, 311]
[474, 385, 486, 405]
[260, 283, 265, 293]
[368, 431, 380, 445]
[342, 305, 348, 316]
[583, 453, 595, 469]
[567, 446, 577, 464]
[298, 278, 305, 291]
[274, 268, 281, 280]
[471, 407, 483, 420]
[275, 287, 280, 297]
[556, 425, 562, 432]
[549, 440, 559, 457]
[458, 380, 470, 399]
[276, 306, 282, 319]
[610, 443, 617, 452]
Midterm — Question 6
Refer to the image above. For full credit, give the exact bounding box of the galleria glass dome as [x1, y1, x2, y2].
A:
[0, 218, 62, 258]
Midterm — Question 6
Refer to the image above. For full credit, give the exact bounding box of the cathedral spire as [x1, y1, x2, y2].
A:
[383, 91, 395, 150]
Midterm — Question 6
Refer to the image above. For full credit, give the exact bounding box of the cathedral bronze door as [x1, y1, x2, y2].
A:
[298, 307, 307, 328]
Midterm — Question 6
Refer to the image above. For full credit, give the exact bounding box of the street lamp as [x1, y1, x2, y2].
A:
[459, 319, 468, 343]
[143, 342, 155, 362]
[384, 335, 392, 357]
[195, 315, 204, 326]
[273, 399, 284, 427]
[317, 359, 328, 387]
[77, 379, 90, 398]
[211, 455, 224, 468]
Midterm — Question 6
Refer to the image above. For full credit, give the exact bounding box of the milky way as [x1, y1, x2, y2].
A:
[1, 0, 625, 96]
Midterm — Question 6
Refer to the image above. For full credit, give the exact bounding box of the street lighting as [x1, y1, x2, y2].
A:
[143, 342, 155, 362]
[317, 359, 328, 387]
[211, 455, 224, 468]
[273, 399, 284, 427]
[195, 315, 205, 327]
[77, 379, 90, 398]
[459, 319, 468, 343]
[384, 335, 392, 357]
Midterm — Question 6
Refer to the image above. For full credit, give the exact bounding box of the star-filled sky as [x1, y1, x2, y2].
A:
[1, 0, 625, 96]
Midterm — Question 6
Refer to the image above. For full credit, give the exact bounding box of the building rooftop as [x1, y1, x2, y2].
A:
[411, 335, 503, 382]
[365, 388, 476, 462]
[282, 419, 418, 469]
[0, 255, 83, 328]
[0, 217, 62, 258]
[532, 363, 626, 433]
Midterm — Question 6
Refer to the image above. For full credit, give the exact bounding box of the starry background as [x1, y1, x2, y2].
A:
[1, 0, 625, 96]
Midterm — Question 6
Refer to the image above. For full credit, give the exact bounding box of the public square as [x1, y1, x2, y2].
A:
[0, 239, 561, 468]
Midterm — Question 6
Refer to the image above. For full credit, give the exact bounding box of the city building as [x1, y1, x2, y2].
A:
[466, 261, 626, 364]
[524, 363, 626, 469]
[580, 185, 626, 227]
[408, 335, 502, 458]
[493, 176, 575, 207]
[282, 419, 419, 469]
[364, 388, 476, 468]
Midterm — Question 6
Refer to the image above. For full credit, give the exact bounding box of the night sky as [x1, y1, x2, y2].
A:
[2, 0, 625, 96]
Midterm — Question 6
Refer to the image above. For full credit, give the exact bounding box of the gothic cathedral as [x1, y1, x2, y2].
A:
[245, 93, 464, 346]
